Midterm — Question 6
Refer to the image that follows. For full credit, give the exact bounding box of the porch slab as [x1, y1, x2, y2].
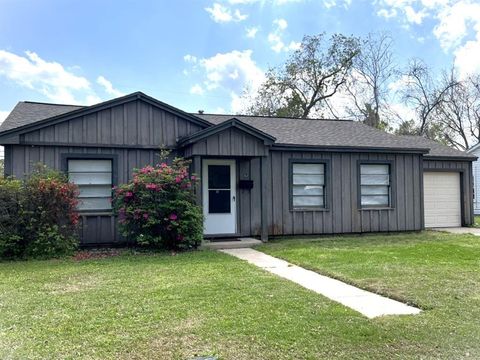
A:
[220, 248, 421, 319]
[201, 237, 263, 250]
[431, 227, 480, 236]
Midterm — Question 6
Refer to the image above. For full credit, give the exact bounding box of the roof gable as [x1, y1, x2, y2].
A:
[177, 117, 276, 147]
[0, 92, 212, 140]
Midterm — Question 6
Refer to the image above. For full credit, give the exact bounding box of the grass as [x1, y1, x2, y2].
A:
[257, 231, 480, 359]
[0, 232, 479, 359]
[472, 215, 480, 227]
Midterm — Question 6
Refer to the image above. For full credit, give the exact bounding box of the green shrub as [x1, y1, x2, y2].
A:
[0, 178, 25, 258]
[0, 166, 80, 260]
[112, 157, 203, 250]
[25, 224, 78, 259]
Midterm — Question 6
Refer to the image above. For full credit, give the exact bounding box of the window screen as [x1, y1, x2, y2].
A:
[68, 159, 113, 211]
[360, 164, 391, 207]
[292, 163, 325, 208]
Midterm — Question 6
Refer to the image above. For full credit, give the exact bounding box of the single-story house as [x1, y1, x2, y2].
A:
[0, 92, 476, 245]
[467, 143, 480, 214]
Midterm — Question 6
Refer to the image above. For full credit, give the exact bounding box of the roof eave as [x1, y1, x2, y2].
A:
[271, 143, 430, 154]
[424, 155, 477, 161]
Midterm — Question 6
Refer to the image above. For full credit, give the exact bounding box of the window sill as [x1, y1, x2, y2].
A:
[78, 211, 113, 216]
[290, 207, 329, 212]
[358, 207, 395, 211]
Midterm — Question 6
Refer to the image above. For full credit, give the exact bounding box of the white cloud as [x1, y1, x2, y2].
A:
[404, 6, 428, 24]
[199, 49, 265, 91]
[205, 3, 248, 23]
[0, 110, 9, 124]
[0, 50, 126, 105]
[433, 0, 480, 50]
[268, 19, 300, 53]
[375, 0, 430, 24]
[246, 26, 259, 38]
[377, 8, 397, 19]
[226, 0, 348, 5]
[183, 54, 198, 63]
[213, 106, 227, 113]
[454, 35, 480, 77]
[226, 0, 304, 4]
[389, 102, 417, 123]
[0, 50, 96, 104]
[375, 0, 480, 79]
[274, 18, 288, 30]
[190, 84, 205, 95]
[323, 0, 351, 9]
[185, 49, 265, 112]
[97, 76, 124, 97]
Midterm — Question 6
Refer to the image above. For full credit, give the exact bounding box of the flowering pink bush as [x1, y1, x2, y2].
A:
[112, 157, 203, 250]
[0, 165, 80, 259]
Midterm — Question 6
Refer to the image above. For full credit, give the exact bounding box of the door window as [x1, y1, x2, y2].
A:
[208, 165, 231, 213]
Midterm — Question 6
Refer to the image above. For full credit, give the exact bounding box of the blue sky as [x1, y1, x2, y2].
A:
[0, 0, 479, 121]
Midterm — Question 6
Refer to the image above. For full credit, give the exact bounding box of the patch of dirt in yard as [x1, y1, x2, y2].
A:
[73, 248, 124, 261]
[44, 274, 103, 295]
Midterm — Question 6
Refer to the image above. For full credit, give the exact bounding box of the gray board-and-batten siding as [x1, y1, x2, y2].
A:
[5, 144, 427, 245]
[1, 96, 475, 245]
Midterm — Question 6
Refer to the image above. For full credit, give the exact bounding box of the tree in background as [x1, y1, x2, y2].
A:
[344, 32, 396, 130]
[0, 159, 3, 178]
[435, 72, 480, 150]
[242, 30, 480, 150]
[396, 58, 458, 139]
[246, 33, 360, 118]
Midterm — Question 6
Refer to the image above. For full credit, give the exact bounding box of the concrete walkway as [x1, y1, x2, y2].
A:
[200, 237, 263, 250]
[432, 227, 480, 236]
[221, 248, 421, 319]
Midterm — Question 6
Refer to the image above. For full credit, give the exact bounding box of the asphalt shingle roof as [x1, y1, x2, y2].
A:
[195, 114, 475, 159]
[0, 101, 85, 132]
[0, 101, 474, 160]
[395, 135, 476, 159]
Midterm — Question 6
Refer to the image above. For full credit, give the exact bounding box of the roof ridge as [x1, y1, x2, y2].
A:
[22, 101, 86, 107]
[194, 113, 354, 122]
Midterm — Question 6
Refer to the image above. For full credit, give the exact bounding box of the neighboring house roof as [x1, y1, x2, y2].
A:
[467, 142, 480, 154]
[0, 92, 474, 159]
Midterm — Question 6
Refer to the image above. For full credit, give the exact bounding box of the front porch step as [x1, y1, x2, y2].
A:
[200, 237, 263, 250]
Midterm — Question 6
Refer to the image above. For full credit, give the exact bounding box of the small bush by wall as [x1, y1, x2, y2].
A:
[0, 178, 25, 258]
[112, 157, 203, 250]
[0, 166, 80, 259]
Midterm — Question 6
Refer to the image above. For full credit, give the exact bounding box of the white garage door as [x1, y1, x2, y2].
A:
[424, 172, 461, 228]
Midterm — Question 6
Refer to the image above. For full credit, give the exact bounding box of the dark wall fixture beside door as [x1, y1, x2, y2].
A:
[239, 180, 254, 190]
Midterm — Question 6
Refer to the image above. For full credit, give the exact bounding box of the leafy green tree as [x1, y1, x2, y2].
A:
[245, 33, 360, 118]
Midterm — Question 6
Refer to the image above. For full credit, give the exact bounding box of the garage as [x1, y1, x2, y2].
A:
[423, 172, 462, 228]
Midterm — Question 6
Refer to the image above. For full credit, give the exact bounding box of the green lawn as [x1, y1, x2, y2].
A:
[1, 232, 479, 359]
[257, 231, 480, 359]
[473, 215, 480, 227]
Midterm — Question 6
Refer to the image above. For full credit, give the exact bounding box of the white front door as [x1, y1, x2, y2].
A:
[202, 159, 237, 235]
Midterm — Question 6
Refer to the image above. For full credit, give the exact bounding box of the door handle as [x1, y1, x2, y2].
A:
[233, 196, 236, 202]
